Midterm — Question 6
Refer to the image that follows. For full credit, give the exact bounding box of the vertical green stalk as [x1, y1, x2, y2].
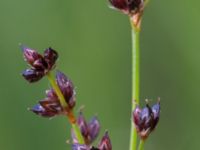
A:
[46, 72, 85, 144]
[129, 19, 140, 150]
[138, 140, 145, 150]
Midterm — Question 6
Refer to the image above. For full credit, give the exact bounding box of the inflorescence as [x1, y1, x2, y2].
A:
[21, 46, 112, 150]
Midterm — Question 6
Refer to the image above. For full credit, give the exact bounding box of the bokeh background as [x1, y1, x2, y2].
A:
[0, 0, 199, 150]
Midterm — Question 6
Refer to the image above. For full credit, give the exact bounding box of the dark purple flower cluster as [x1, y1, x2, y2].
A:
[21, 46, 58, 82]
[72, 112, 100, 145]
[31, 71, 76, 117]
[109, 0, 144, 15]
[72, 132, 112, 150]
[133, 100, 160, 140]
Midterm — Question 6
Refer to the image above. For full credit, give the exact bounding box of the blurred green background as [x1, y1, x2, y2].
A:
[0, 0, 199, 150]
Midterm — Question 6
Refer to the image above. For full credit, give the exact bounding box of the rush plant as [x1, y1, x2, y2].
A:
[20, 1, 160, 150]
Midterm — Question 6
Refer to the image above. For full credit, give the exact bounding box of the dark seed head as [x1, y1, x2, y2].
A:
[21, 45, 59, 83]
[133, 100, 161, 140]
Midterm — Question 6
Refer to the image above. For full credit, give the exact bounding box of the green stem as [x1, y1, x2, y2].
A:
[138, 140, 145, 150]
[46, 72, 85, 144]
[47, 72, 68, 108]
[129, 19, 141, 150]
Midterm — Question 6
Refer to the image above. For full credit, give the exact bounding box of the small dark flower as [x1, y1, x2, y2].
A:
[109, 0, 144, 15]
[72, 132, 111, 150]
[21, 45, 58, 83]
[56, 71, 76, 108]
[72, 112, 100, 145]
[98, 131, 112, 150]
[133, 100, 160, 140]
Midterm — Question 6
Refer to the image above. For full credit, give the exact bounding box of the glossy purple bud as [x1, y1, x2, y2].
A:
[21, 46, 43, 66]
[72, 144, 90, 150]
[88, 116, 100, 142]
[44, 47, 58, 70]
[31, 104, 56, 117]
[56, 71, 75, 108]
[98, 132, 112, 150]
[22, 69, 44, 83]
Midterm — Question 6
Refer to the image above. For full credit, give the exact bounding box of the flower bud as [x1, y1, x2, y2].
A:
[98, 132, 112, 150]
[22, 69, 44, 83]
[77, 112, 90, 139]
[56, 71, 76, 108]
[44, 47, 58, 70]
[21, 46, 43, 67]
[88, 116, 100, 142]
[133, 100, 160, 140]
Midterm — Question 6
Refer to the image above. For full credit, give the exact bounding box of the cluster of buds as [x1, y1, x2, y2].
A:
[31, 71, 76, 117]
[21, 46, 76, 117]
[133, 100, 160, 140]
[72, 132, 112, 150]
[21, 46, 58, 82]
[72, 112, 100, 145]
[109, 0, 146, 28]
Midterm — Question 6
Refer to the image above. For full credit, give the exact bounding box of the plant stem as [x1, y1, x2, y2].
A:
[138, 140, 145, 150]
[46, 72, 85, 144]
[129, 18, 141, 150]
[47, 72, 68, 108]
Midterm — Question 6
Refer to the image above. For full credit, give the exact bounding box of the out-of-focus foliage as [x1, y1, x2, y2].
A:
[0, 0, 199, 150]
